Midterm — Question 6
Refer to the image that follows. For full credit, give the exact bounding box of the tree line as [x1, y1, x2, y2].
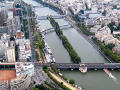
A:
[50, 17, 81, 63]
[92, 37, 120, 62]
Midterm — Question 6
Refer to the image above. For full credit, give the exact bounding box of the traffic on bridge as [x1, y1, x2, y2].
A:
[34, 63, 120, 70]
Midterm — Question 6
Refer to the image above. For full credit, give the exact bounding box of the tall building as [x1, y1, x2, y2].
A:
[0, 63, 31, 90]
[10, 74, 31, 90]
[0, 34, 9, 60]
[7, 16, 21, 35]
[6, 47, 16, 62]
[0, 7, 8, 26]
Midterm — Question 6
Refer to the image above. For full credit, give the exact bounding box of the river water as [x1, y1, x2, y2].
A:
[23, 0, 120, 90]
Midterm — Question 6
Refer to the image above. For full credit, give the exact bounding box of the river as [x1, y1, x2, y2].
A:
[23, 0, 120, 90]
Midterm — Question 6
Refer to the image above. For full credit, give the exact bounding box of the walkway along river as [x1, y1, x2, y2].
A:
[23, 0, 120, 90]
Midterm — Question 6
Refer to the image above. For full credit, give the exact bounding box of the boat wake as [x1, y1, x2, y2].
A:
[104, 69, 119, 84]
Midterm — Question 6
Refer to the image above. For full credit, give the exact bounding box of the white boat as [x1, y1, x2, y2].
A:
[45, 41, 52, 54]
[104, 69, 117, 80]
[79, 64, 87, 73]
[44, 41, 56, 63]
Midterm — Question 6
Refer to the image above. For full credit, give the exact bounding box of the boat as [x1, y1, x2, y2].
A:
[42, 34, 45, 40]
[44, 41, 52, 54]
[79, 64, 87, 73]
[44, 41, 56, 63]
[104, 69, 117, 80]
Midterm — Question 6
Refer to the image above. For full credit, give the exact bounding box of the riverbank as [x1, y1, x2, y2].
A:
[49, 71, 79, 90]
[92, 37, 120, 62]
[69, 15, 116, 63]
[23, 0, 120, 90]
[35, 0, 113, 63]
[34, 32, 45, 62]
[43, 65, 81, 90]
[35, 0, 63, 14]
[49, 17, 81, 63]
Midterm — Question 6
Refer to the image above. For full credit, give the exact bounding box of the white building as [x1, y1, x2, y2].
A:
[113, 44, 120, 56]
[17, 39, 31, 61]
[16, 62, 34, 77]
[95, 26, 120, 45]
[6, 47, 16, 63]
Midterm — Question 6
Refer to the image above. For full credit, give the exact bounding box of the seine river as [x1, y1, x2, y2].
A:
[23, 0, 120, 90]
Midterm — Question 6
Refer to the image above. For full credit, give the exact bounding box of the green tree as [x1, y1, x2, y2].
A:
[43, 65, 48, 70]
[31, 88, 39, 90]
[105, 43, 115, 50]
[69, 79, 75, 85]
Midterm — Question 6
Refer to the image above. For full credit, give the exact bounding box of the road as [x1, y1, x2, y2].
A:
[25, 5, 37, 62]
[32, 66, 62, 89]
[32, 66, 50, 85]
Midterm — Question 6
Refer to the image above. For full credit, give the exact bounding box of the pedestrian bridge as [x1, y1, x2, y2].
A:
[34, 63, 120, 70]
[40, 24, 72, 34]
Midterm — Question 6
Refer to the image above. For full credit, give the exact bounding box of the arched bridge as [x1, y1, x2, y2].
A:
[34, 63, 120, 70]
[41, 24, 72, 34]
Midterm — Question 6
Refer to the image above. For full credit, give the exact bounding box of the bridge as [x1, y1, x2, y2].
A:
[0, 63, 120, 71]
[33, 6, 44, 8]
[41, 24, 72, 34]
[37, 15, 66, 20]
[34, 63, 120, 70]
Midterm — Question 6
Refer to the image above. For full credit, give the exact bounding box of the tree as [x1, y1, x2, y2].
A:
[43, 65, 48, 70]
[10, 37, 15, 41]
[69, 79, 75, 85]
[61, 82, 63, 85]
[105, 43, 115, 50]
[31, 88, 39, 90]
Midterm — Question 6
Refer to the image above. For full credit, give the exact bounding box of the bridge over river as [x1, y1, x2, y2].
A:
[36, 15, 66, 20]
[40, 24, 72, 34]
[34, 63, 120, 70]
[0, 63, 120, 71]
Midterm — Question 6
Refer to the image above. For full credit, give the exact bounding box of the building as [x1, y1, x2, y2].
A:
[16, 62, 34, 77]
[17, 39, 31, 61]
[113, 44, 120, 56]
[90, 25, 101, 33]
[0, 63, 32, 90]
[7, 16, 21, 36]
[0, 74, 31, 90]
[6, 47, 16, 62]
[0, 34, 9, 60]
[0, 7, 8, 26]
[0, 81, 8, 90]
[10, 74, 31, 90]
[95, 26, 120, 45]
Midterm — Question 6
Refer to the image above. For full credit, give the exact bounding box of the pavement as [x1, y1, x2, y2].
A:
[49, 71, 79, 90]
